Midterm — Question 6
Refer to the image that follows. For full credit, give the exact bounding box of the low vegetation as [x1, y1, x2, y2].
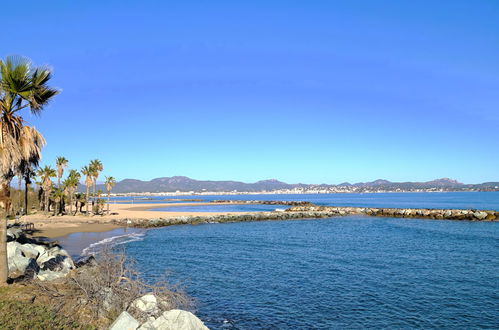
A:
[33, 248, 192, 327]
[0, 286, 93, 329]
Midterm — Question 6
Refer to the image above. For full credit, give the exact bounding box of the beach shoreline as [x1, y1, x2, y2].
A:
[16, 200, 499, 239]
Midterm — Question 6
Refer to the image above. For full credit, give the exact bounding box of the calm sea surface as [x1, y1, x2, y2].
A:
[144, 192, 499, 212]
[123, 217, 499, 329]
[87, 193, 499, 329]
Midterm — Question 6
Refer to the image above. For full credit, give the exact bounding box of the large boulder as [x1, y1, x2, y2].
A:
[139, 309, 208, 330]
[132, 294, 159, 314]
[6, 227, 75, 281]
[7, 242, 39, 276]
[109, 311, 140, 330]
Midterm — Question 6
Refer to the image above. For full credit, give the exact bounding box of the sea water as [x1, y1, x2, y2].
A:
[76, 192, 499, 328]
[122, 216, 499, 329]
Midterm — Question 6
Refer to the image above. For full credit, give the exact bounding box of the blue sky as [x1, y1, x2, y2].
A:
[2, 0, 498, 184]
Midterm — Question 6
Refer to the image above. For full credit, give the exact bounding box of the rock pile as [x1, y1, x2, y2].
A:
[6, 225, 75, 281]
[286, 205, 499, 221]
[116, 204, 498, 229]
[110, 294, 209, 330]
[211, 200, 313, 206]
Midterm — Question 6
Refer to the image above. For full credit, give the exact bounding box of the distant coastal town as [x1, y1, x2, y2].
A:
[111, 185, 499, 197]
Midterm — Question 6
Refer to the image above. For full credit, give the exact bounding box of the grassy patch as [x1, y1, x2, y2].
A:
[0, 286, 95, 330]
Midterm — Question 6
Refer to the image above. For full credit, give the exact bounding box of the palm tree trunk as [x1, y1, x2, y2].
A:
[92, 180, 96, 207]
[69, 192, 73, 215]
[107, 191, 110, 214]
[17, 178, 22, 215]
[0, 210, 7, 284]
[86, 186, 90, 215]
[45, 191, 49, 213]
[24, 181, 29, 215]
[0, 183, 11, 217]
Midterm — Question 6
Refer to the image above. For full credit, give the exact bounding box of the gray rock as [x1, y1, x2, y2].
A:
[6, 227, 23, 240]
[109, 311, 140, 330]
[7, 242, 28, 273]
[473, 211, 488, 220]
[37, 269, 69, 281]
[18, 244, 40, 259]
[139, 309, 208, 330]
[132, 294, 159, 314]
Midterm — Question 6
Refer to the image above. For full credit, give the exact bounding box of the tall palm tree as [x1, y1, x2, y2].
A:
[89, 159, 103, 200]
[63, 169, 80, 215]
[0, 55, 58, 283]
[22, 166, 36, 215]
[104, 176, 116, 214]
[37, 165, 55, 212]
[55, 156, 68, 188]
[81, 165, 93, 215]
[52, 188, 65, 216]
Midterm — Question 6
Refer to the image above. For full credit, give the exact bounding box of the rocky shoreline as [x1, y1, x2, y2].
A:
[5, 225, 209, 330]
[113, 204, 498, 228]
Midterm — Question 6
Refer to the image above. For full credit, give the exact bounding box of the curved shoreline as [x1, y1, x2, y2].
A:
[18, 201, 499, 239]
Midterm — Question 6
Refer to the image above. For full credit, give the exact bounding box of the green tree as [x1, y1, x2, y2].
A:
[104, 176, 116, 214]
[89, 159, 103, 201]
[52, 188, 65, 215]
[63, 169, 80, 216]
[81, 165, 93, 215]
[37, 165, 56, 212]
[55, 156, 68, 188]
[0, 56, 58, 283]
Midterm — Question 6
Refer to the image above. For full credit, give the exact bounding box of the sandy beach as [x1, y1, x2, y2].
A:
[15, 202, 247, 238]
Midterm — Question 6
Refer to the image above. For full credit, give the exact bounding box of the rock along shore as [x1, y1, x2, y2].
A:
[114, 204, 498, 228]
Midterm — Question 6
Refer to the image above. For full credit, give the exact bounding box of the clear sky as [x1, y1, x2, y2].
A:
[2, 0, 498, 184]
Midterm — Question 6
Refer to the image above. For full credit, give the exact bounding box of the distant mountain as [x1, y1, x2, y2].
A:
[80, 176, 498, 193]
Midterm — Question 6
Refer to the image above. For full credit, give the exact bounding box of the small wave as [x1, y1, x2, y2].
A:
[81, 232, 146, 257]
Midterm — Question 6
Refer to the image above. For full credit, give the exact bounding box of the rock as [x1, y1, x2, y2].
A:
[7, 242, 28, 273]
[75, 255, 97, 268]
[133, 294, 159, 314]
[139, 309, 208, 330]
[41, 255, 69, 271]
[109, 311, 140, 330]
[7, 227, 23, 241]
[36, 269, 68, 281]
[473, 211, 488, 220]
[18, 244, 41, 259]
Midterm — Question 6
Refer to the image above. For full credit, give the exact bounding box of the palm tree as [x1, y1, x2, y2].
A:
[81, 165, 93, 215]
[55, 156, 68, 188]
[22, 166, 36, 215]
[89, 159, 103, 201]
[37, 165, 55, 212]
[104, 176, 116, 214]
[63, 169, 80, 215]
[0, 56, 58, 283]
[52, 188, 66, 215]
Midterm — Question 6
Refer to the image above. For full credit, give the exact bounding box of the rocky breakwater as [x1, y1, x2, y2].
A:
[6, 225, 75, 281]
[116, 204, 498, 229]
[211, 200, 313, 206]
[285, 205, 499, 221]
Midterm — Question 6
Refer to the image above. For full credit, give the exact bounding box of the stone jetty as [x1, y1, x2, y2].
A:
[115, 203, 498, 228]
[211, 200, 313, 206]
[286, 205, 498, 221]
